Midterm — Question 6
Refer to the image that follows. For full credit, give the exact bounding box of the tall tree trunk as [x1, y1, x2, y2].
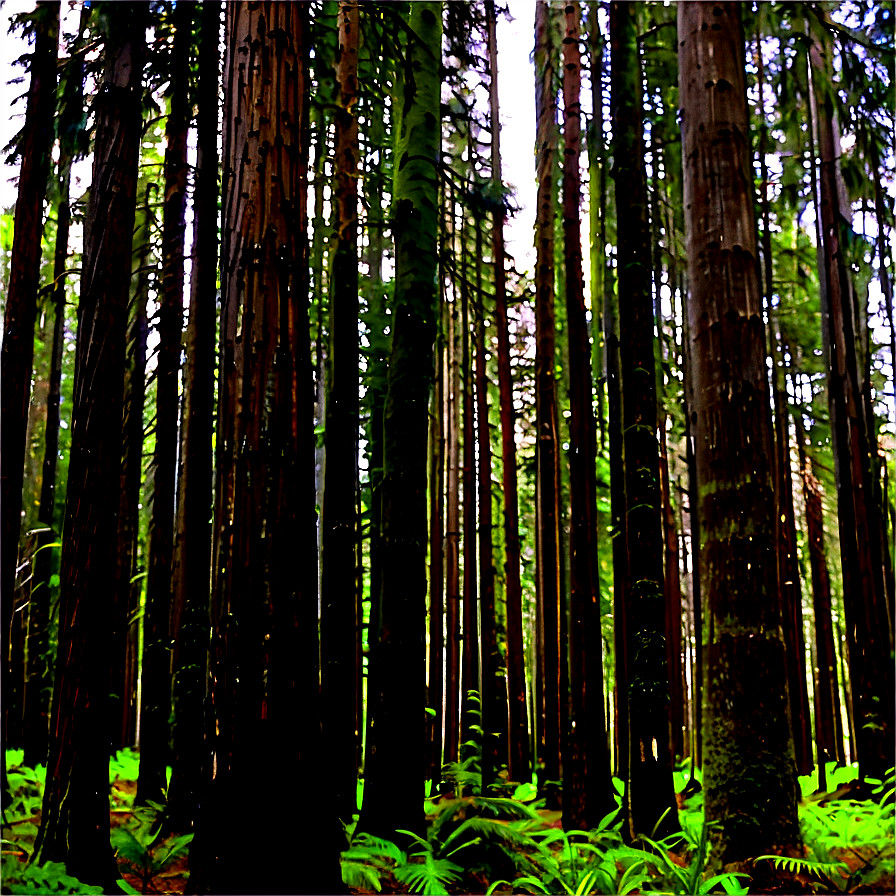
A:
[137, 0, 191, 807]
[534, 0, 562, 802]
[444, 201, 462, 767]
[167, 0, 220, 834]
[610, 0, 678, 840]
[791, 399, 844, 788]
[114, 196, 151, 753]
[486, 0, 529, 785]
[755, 29, 813, 777]
[360, 0, 442, 842]
[678, 1, 801, 869]
[474, 215, 503, 788]
[460, 208, 480, 765]
[24, 1, 88, 763]
[32, 7, 146, 888]
[0, 1, 58, 799]
[562, 0, 610, 831]
[193, 5, 341, 892]
[810, 27, 893, 784]
[320, 0, 361, 823]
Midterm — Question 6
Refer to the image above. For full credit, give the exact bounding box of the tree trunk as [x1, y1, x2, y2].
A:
[194, 5, 342, 892]
[320, 0, 361, 823]
[534, 0, 562, 802]
[23, 0, 88, 762]
[474, 215, 503, 788]
[360, 0, 442, 842]
[460, 208, 480, 765]
[678, 1, 801, 869]
[486, 0, 529, 785]
[444, 199, 462, 767]
[561, 0, 610, 832]
[137, 0, 191, 807]
[32, 7, 145, 888]
[0, 1, 58, 799]
[167, 0, 219, 834]
[810, 27, 894, 784]
[610, 0, 678, 840]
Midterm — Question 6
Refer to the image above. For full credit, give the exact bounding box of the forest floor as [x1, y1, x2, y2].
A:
[1, 751, 894, 895]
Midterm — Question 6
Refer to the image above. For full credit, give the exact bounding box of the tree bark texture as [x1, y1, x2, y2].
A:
[197, 5, 341, 892]
[562, 0, 610, 832]
[0, 1, 58, 789]
[137, 0, 191, 807]
[678, 1, 801, 868]
[167, 0, 220, 834]
[610, 0, 678, 841]
[320, 0, 361, 823]
[486, 0, 529, 785]
[32, 7, 145, 888]
[534, 0, 562, 797]
[810, 30, 894, 784]
[360, 0, 442, 842]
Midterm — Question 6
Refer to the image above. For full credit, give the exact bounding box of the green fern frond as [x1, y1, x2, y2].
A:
[441, 814, 533, 854]
[754, 854, 848, 879]
[340, 859, 383, 893]
[394, 853, 463, 895]
[346, 832, 406, 865]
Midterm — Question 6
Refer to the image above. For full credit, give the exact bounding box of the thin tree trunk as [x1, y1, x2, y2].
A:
[534, 0, 562, 802]
[610, 0, 678, 840]
[755, 29, 813, 777]
[810, 28, 893, 783]
[460, 207, 480, 765]
[32, 7, 146, 888]
[474, 214, 503, 788]
[445, 196, 462, 767]
[320, 0, 361, 823]
[678, 1, 801, 869]
[561, 0, 610, 831]
[0, 2, 58, 799]
[485, 0, 529, 785]
[167, 0, 219, 834]
[137, 0, 191, 807]
[23, 1, 88, 760]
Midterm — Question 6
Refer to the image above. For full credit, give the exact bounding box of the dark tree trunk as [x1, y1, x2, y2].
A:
[486, 0, 529, 785]
[791, 402, 844, 787]
[167, 0, 219, 835]
[360, 0, 442, 842]
[678, 1, 801, 869]
[137, 0, 191, 808]
[0, 1, 58, 798]
[444, 207, 462, 768]
[474, 215, 503, 788]
[23, 0, 88, 762]
[810, 28, 893, 784]
[113, 197, 151, 754]
[192, 5, 341, 892]
[561, 0, 611, 832]
[460, 211, 480, 765]
[534, 0, 561, 802]
[610, 1, 678, 840]
[32, 7, 146, 889]
[755, 34, 813, 777]
[320, 0, 361, 823]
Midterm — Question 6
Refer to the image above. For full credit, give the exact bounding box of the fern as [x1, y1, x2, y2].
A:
[394, 851, 463, 895]
[754, 853, 848, 879]
[340, 859, 383, 893]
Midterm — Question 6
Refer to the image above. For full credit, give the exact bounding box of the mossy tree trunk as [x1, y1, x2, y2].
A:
[678, 0, 801, 868]
[360, 0, 442, 842]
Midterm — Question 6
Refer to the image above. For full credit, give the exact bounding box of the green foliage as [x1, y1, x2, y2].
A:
[0, 856, 104, 895]
[798, 761, 859, 799]
[110, 804, 192, 896]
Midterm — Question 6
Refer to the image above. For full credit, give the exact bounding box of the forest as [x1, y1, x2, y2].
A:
[0, 1, 893, 894]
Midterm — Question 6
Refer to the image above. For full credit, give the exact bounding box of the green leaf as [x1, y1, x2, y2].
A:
[116, 879, 140, 895]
